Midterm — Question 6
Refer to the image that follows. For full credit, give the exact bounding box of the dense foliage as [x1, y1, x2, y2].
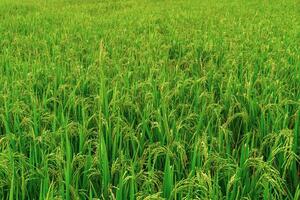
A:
[0, 0, 299, 199]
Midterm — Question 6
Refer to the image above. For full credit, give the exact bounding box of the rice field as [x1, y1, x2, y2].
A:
[0, 0, 299, 199]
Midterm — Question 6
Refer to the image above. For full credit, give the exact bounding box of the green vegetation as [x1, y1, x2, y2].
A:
[0, 0, 299, 199]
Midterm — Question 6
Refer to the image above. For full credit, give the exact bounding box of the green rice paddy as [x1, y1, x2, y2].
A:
[0, 0, 299, 199]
